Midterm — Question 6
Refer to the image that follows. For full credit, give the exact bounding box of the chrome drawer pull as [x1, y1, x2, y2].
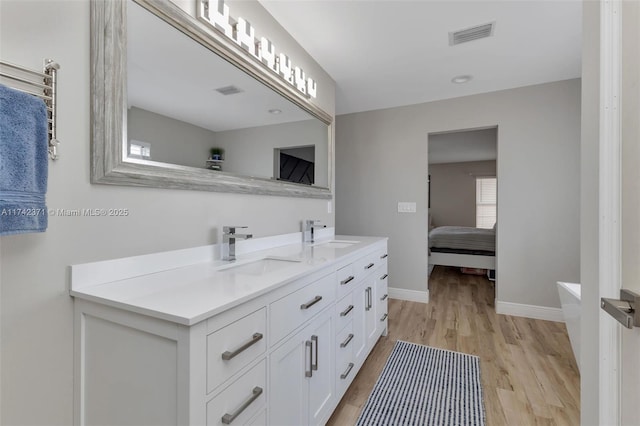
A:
[340, 275, 355, 285]
[365, 262, 375, 270]
[340, 333, 354, 348]
[312, 335, 319, 371]
[221, 333, 263, 360]
[221, 386, 263, 424]
[380, 254, 388, 259]
[380, 274, 388, 280]
[380, 294, 388, 301]
[380, 313, 388, 322]
[340, 304, 354, 317]
[305, 340, 313, 377]
[340, 363, 355, 380]
[300, 295, 322, 310]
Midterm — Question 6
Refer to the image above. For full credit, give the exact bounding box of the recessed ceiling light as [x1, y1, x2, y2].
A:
[451, 75, 473, 84]
[268, 109, 282, 114]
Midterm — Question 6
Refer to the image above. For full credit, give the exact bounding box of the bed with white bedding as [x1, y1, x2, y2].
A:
[428, 226, 496, 270]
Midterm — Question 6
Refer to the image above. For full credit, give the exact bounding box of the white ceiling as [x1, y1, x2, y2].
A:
[259, 0, 582, 115]
[429, 128, 497, 164]
[127, 0, 314, 132]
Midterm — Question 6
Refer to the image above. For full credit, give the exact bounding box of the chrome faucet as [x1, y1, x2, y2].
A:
[223, 226, 253, 261]
[303, 219, 326, 243]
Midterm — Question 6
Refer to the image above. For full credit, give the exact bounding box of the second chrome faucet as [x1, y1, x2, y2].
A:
[223, 226, 253, 261]
[303, 219, 326, 243]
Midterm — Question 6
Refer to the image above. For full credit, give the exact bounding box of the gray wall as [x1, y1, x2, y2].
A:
[336, 79, 581, 309]
[0, 1, 335, 424]
[128, 106, 216, 168]
[580, 1, 599, 423]
[429, 160, 497, 228]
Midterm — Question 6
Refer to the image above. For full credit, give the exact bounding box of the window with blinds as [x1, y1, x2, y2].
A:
[476, 177, 497, 229]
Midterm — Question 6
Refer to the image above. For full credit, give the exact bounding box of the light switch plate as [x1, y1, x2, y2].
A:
[398, 202, 417, 213]
[327, 200, 332, 213]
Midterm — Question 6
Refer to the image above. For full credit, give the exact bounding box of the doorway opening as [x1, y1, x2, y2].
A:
[427, 126, 498, 302]
[274, 145, 315, 185]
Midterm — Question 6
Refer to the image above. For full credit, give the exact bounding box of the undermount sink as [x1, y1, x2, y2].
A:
[313, 240, 360, 249]
[218, 256, 302, 275]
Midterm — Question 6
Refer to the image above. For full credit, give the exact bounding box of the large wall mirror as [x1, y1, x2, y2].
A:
[91, 0, 333, 198]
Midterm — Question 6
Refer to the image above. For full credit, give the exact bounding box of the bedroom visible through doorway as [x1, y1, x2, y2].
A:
[427, 126, 498, 295]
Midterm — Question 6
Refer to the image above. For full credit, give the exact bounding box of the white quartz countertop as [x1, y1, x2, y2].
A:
[70, 235, 386, 326]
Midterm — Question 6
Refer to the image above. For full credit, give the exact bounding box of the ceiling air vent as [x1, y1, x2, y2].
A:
[449, 22, 495, 46]
[215, 85, 243, 95]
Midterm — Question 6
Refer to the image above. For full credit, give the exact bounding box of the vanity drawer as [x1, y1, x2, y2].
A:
[336, 322, 356, 395]
[206, 359, 266, 426]
[207, 308, 267, 394]
[377, 249, 389, 268]
[270, 273, 335, 346]
[335, 292, 355, 332]
[336, 322, 354, 366]
[377, 267, 389, 325]
[336, 263, 356, 299]
[354, 251, 381, 277]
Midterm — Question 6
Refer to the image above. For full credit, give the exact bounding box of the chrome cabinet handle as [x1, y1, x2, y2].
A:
[311, 335, 318, 371]
[340, 333, 354, 348]
[380, 313, 388, 322]
[221, 386, 263, 424]
[300, 295, 322, 310]
[365, 262, 375, 270]
[305, 340, 313, 377]
[365, 287, 371, 311]
[340, 363, 354, 380]
[380, 294, 388, 301]
[380, 254, 388, 259]
[340, 276, 355, 285]
[340, 304, 354, 317]
[380, 274, 388, 280]
[221, 333, 263, 360]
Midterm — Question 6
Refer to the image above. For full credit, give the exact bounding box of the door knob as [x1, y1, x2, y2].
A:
[601, 289, 640, 328]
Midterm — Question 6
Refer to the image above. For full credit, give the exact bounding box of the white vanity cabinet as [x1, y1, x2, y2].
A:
[334, 247, 389, 394]
[71, 236, 387, 426]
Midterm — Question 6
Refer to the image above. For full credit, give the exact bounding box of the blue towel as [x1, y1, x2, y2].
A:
[0, 83, 49, 236]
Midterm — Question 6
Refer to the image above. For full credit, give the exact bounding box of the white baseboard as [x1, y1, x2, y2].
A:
[495, 300, 564, 322]
[388, 287, 429, 304]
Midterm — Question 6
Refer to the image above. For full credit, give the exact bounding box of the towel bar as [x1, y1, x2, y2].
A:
[0, 58, 61, 160]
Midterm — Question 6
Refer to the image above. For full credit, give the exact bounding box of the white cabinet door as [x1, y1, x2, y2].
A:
[352, 282, 367, 364]
[364, 277, 378, 344]
[269, 308, 334, 426]
[307, 310, 334, 425]
[269, 330, 308, 426]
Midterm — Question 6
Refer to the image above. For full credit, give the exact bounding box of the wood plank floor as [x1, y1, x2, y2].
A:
[327, 266, 580, 425]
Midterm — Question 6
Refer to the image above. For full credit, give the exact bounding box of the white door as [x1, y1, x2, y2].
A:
[352, 282, 367, 363]
[599, 1, 640, 424]
[619, 0, 640, 423]
[269, 330, 308, 426]
[307, 310, 334, 425]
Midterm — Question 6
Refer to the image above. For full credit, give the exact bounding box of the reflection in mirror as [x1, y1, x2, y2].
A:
[125, 0, 329, 187]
